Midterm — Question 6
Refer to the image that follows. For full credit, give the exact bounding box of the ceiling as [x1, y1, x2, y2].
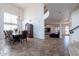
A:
[14, 3, 79, 24]
[14, 3, 39, 9]
[46, 3, 79, 24]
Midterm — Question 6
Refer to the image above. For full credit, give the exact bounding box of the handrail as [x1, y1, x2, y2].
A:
[44, 3, 48, 14]
[70, 25, 79, 34]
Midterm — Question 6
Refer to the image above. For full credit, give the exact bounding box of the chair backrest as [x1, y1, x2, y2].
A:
[4, 31, 8, 39]
[6, 31, 14, 40]
[9, 30, 13, 35]
[22, 30, 27, 39]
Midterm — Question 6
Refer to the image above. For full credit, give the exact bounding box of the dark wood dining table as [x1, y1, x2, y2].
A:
[12, 30, 27, 43]
[12, 34, 22, 42]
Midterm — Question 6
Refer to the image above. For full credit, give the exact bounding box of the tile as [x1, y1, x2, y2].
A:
[0, 36, 70, 56]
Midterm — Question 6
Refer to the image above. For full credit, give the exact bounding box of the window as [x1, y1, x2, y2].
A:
[65, 26, 69, 34]
[4, 12, 18, 30]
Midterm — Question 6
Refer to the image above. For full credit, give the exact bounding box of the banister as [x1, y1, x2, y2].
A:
[70, 25, 79, 34]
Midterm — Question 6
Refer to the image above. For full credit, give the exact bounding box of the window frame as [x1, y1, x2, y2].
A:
[4, 12, 18, 30]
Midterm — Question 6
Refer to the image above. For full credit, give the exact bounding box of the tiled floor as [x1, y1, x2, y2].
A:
[0, 36, 70, 56]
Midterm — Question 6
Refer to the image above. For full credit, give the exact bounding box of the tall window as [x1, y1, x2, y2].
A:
[4, 12, 18, 30]
[65, 26, 69, 35]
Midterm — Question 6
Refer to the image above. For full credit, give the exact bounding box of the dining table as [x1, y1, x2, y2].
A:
[12, 33, 22, 42]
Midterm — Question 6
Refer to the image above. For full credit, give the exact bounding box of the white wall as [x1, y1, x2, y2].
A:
[70, 9, 79, 42]
[0, 4, 24, 50]
[69, 9, 79, 55]
[0, 3, 24, 31]
[0, 11, 4, 39]
[0, 3, 24, 41]
[23, 3, 45, 39]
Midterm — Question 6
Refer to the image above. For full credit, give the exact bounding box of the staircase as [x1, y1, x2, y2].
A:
[44, 3, 49, 20]
[44, 3, 48, 14]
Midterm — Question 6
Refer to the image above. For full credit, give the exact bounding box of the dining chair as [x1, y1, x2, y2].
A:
[20, 30, 27, 43]
[4, 31, 8, 39]
[6, 31, 15, 44]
